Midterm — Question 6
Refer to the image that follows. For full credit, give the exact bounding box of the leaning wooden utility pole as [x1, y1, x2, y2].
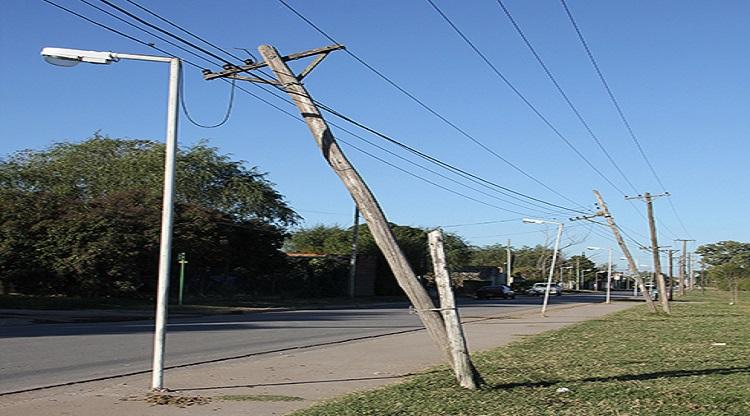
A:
[204, 44, 453, 361]
[626, 192, 670, 314]
[592, 190, 657, 312]
[428, 229, 481, 389]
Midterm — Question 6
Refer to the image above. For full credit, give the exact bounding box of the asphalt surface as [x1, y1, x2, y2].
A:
[0, 292, 631, 395]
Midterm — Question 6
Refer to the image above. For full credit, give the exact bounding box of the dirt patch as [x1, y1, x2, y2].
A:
[121, 393, 212, 408]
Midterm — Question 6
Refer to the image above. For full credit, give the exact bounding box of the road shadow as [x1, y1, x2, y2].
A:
[0, 309, 420, 338]
[487, 365, 750, 390]
[172, 370, 442, 392]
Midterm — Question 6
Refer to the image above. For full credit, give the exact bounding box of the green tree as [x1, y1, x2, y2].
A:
[286, 224, 470, 295]
[696, 241, 750, 267]
[0, 134, 298, 225]
[0, 135, 297, 296]
[469, 244, 569, 283]
[708, 261, 748, 304]
[284, 225, 354, 255]
[697, 241, 750, 302]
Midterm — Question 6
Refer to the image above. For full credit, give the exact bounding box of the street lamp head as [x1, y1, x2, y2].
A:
[587, 246, 602, 251]
[41, 47, 115, 66]
[522, 218, 544, 224]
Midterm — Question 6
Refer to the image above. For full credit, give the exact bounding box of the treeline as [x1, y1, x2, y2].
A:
[1, 135, 612, 299]
[697, 241, 750, 303]
[286, 225, 601, 292]
[0, 136, 297, 297]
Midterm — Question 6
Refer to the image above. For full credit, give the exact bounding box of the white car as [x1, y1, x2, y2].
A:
[526, 282, 562, 296]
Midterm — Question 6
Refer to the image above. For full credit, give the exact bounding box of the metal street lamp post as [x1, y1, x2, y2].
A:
[41, 47, 181, 391]
[523, 218, 564, 316]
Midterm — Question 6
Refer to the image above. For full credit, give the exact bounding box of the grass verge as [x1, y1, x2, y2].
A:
[294, 290, 750, 416]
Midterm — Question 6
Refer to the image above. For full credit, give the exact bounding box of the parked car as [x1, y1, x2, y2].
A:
[475, 284, 516, 300]
[526, 282, 562, 296]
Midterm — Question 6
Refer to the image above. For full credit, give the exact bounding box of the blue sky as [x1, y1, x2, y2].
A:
[1, 0, 748, 271]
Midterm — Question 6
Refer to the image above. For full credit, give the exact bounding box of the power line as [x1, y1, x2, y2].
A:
[559, 0, 692, 238]
[328, 125, 561, 216]
[97, 0, 234, 66]
[46, 0, 594, 220]
[494, 0, 638, 195]
[489, 0, 678, 242]
[442, 218, 524, 228]
[76, 0, 236, 128]
[179, 68, 236, 128]
[335, 137, 536, 216]
[101, 0, 593, 216]
[241, 74, 575, 215]
[425, 0, 629, 197]
[466, 221, 591, 239]
[122, 0, 257, 63]
[42, 0, 557, 218]
[315, 101, 592, 215]
[275, 0, 591, 211]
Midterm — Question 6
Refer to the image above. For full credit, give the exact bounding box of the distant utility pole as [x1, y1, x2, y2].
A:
[687, 252, 694, 290]
[506, 239, 512, 285]
[590, 190, 657, 312]
[626, 192, 670, 314]
[204, 44, 454, 363]
[701, 257, 706, 294]
[667, 248, 676, 301]
[349, 205, 360, 299]
[675, 239, 695, 296]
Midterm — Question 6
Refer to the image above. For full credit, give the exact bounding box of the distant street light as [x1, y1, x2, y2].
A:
[522, 218, 563, 316]
[41, 47, 181, 391]
[588, 246, 613, 304]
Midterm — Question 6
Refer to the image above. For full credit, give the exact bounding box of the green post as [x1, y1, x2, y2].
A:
[178, 252, 187, 305]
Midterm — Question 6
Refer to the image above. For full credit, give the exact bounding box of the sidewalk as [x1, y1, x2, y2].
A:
[0, 300, 636, 416]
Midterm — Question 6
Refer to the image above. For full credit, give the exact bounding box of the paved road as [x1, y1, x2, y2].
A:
[0, 292, 630, 395]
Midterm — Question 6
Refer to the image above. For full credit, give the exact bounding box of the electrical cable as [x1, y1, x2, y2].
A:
[315, 101, 592, 215]
[328, 125, 562, 216]
[559, 0, 692, 238]
[441, 218, 524, 228]
[88, 0, 593, 216]
[275, 0, 591, 212]
[334, 137, 537, 216]
[122, 0, 258, 63]
[495, 0, 638, 195]
[45, 0, 597, 224]
[97, 0, 235, 66]
[76, 0, 236, 128]
[43, 0, 562, 218]
[492, 0, 678, 241]
[425, 0, 629, 198]
[179, 68, 236, 128]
